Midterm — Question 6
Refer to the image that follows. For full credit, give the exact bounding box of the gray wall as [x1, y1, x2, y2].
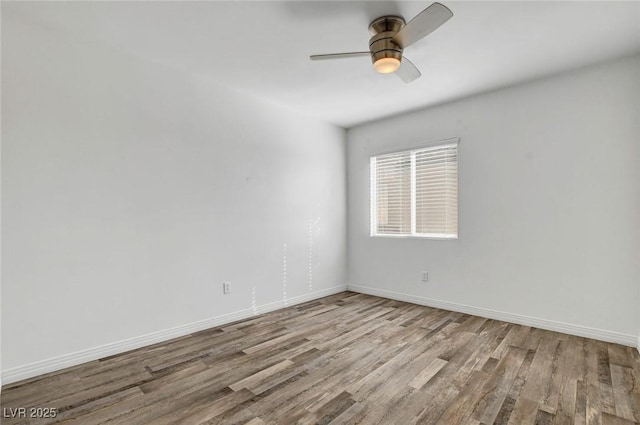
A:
[347, 56, 640, 341]
[2, 11, 347, 377]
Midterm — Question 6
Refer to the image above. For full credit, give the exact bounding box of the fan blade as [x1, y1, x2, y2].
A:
[392, 2, 453, 48]
[395, 57, 421, 83]
[310, 52, 370, 61]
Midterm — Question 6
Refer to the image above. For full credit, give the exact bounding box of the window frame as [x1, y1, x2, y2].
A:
[370, 138, 459, 240]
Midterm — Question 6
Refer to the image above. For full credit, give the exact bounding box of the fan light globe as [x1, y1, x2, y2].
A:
[374, 57, 401, 74]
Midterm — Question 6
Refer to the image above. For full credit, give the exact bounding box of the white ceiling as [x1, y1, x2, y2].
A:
[6, 1, 640, 128]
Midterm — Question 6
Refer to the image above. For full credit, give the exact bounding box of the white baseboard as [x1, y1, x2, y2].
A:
[347, 284, 639, 348]
[1, 285, 347, 386]
[3, 284, 638, 385]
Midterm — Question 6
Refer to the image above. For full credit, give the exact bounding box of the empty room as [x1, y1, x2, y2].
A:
[1, 1, 639, 424]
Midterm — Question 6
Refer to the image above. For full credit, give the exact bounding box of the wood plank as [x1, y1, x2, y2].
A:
[471, 345, 528, 424]
[438, 370, 490, 424]
[585, 339, 604, 425]
[601, 412, 638, 425]
[609, 364, 639, 422]
[174, 388, 254, 425]
[608, 345, 633, 368]
[507, 397, 539, 425]
[229, 359, 294, 391]
[408, 358, 448, 389]
[519, 334, 561, 410]
[490, 324, 531, 360]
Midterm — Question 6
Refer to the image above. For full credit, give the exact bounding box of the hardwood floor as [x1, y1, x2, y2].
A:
[2, 292, 639, 424]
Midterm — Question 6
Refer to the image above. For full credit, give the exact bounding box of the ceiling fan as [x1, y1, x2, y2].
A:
[309, 2, 453, 84]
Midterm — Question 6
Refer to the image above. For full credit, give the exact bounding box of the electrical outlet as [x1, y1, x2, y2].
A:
[421, 271, 429, 282]
[223, 281, 231, 294]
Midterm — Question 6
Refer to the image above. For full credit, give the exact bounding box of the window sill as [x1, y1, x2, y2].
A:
[370, 234, 458, 240]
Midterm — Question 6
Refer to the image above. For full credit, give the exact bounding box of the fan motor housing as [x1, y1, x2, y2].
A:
[368, 16, 405, 65]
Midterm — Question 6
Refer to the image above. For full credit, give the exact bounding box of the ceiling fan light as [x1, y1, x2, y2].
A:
[373, 57, 401, 74]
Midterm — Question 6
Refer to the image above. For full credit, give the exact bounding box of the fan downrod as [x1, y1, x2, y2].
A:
[368, 16, 405, 35]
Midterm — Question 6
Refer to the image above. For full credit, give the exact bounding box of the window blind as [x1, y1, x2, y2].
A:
[415, 144, 458, 237]
[370, 141, 458, 239]
[371, 151, 411, 235]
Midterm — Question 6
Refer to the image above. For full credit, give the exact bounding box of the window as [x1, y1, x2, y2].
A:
[370, 140, 458, 239]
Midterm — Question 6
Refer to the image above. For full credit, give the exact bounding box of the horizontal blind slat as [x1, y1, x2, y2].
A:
[372, 142, 457, 237]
